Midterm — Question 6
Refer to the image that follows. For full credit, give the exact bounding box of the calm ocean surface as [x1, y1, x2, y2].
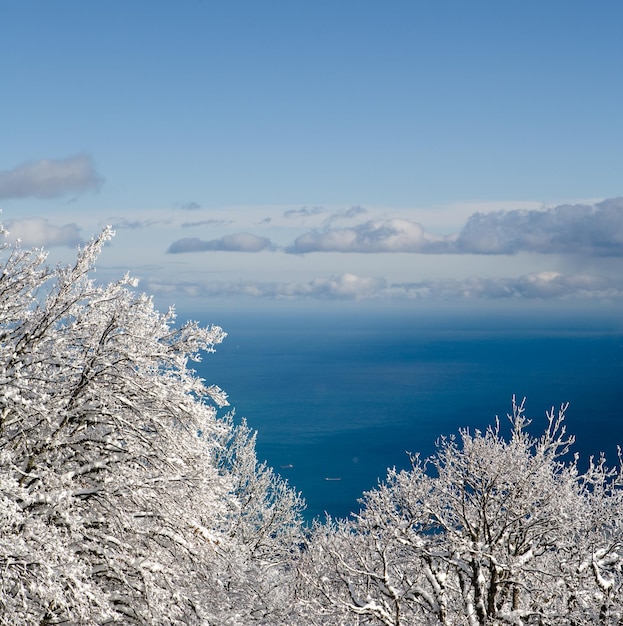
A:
[191, 308, 623, 521]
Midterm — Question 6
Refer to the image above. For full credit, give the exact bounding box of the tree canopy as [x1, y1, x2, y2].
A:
[0, 227, 304, 624]
[301, 399, 623, 625]
[0, 227, 621, 625]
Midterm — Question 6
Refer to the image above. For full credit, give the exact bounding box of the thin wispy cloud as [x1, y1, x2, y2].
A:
[179, 201, 202, 211]
[283, 206, 325, 219]
[3, 218, 83, 248]
[111, 218, 166, 230]
[167, 233, 275, 254]
[325, 205, 368, 225]
[0, 155, 103, 199]
[180, 219, 231, 228]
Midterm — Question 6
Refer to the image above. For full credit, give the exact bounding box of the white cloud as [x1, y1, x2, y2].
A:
[304, 273, 387, 299]
[284, 198, 623, 257]
[3, 218, 83, 248]
[287, 218, 449, 254]
[0, 155, 103, 199]
[167, 233, 275, 253]
[455, 198, 623, 256]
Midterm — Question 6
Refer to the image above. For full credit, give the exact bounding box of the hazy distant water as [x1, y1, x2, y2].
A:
[191, 308, 623, 521]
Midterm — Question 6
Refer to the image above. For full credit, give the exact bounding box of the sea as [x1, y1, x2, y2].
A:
[189, 306, 623, 522]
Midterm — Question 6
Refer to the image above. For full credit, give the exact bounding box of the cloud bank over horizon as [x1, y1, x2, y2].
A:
[1, 187, 621, 305]
[148, 197, 623, 305]
[142, 269, 623, 304]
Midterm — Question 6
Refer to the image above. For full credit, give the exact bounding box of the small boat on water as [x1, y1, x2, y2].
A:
[280, 464, 294, 469]
[324, 477, 342, 481]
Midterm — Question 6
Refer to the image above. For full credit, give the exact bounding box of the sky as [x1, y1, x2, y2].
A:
[1, 1, 623, 316]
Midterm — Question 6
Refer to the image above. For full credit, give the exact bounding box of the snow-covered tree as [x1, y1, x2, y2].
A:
[0, 226, 304, 624]
[299, 398, 623, 625]
[214, 417, 306, 624]
[559, 451, 623, 624]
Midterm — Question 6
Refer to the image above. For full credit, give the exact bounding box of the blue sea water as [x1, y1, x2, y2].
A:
[190, 307, 623, 522]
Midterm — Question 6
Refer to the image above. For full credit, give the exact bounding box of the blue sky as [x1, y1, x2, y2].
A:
[1, 1, 622, 313]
